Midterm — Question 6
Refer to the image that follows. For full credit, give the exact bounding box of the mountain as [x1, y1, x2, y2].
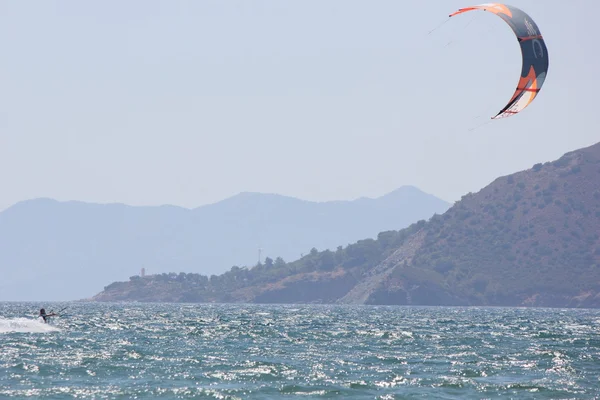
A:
[0, 186, 450, 301]
[343, 141, 600, 308]
[93, 141, 600, 308]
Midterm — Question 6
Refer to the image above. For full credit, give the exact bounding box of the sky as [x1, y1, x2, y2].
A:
[1, 0, 598, 211]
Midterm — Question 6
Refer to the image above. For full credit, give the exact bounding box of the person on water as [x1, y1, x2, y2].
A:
[39, 308, 57, 323]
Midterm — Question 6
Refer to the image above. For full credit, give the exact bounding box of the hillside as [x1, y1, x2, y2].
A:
[0, 186, 449, 301]
[93, 141, 600, 308]
[339, 141, 600, 307]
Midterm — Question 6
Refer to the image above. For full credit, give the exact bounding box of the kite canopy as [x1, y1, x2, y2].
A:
[450, 3, 549, 119]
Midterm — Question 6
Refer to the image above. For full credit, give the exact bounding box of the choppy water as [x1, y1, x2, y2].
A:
[1, 303, 600, 399]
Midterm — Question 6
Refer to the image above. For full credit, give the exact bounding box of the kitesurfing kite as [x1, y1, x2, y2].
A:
[449, 3, 549, 119]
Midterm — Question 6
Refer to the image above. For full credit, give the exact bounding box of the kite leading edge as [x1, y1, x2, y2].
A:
[449, 3, 549, 119]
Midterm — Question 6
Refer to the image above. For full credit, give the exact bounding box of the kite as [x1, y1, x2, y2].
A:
[449, 3, 549, 119]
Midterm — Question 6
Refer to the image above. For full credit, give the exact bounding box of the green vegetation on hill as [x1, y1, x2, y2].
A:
[98, 221, 426, 303]
[94, 142, 600, 308]
[382, 142, 600, 307]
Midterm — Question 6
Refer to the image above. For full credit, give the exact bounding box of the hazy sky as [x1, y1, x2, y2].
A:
[1, 1, 598, 211]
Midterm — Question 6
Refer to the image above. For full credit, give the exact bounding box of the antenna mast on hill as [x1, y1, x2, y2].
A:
[258, 247, 262, 265]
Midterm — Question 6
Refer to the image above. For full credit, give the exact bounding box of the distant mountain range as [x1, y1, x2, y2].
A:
[0, 186, 450, 301]
[94, 141, 600, 308]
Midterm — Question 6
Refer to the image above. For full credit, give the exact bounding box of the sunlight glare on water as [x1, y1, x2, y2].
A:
[1, 303, 600, 399]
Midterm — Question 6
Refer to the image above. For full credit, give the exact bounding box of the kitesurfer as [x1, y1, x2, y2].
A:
[39, 308, 57, 323]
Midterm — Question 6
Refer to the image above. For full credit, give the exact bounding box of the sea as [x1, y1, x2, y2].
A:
[1, 303, 600, 399]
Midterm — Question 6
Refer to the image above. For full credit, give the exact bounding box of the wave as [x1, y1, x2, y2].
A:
[0, 317, 61, 333]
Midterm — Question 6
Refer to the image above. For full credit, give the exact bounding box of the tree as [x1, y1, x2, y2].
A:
[317, 250, 336, 271]
[264, 257, 274, 269]
[274, 257, 286, 268]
